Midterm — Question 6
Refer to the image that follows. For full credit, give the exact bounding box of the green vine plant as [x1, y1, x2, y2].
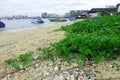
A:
[38, 15, 120, 67]
[5, 52, 34, 69]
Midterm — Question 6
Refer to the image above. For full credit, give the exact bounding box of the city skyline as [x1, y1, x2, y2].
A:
[0, 0, 120, 16]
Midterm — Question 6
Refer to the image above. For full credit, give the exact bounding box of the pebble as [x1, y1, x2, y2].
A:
[2, 57, 119, 80]
[54, 66, 58, 71]
[63, 71, 71, 76]
[66, 77, 70, 80]
[49, 63, 53, 66]
[19, 65, 24, 69]
[33, 56, 38, 60]
[20, 70, 24, 73]
[53, 74, 64, 80]
[44, 71, 49, 76]
[33, 61, 36, 64]
[1, 76, 8, 80]
[70, 75, 74, 80]
[110, 64, 114, 68]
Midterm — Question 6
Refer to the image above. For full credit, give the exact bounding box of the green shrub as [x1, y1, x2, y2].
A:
[40, 15, 120, 67]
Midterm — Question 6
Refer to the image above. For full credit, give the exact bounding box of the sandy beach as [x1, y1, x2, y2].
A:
[0, 22, 73, 64]
[0, 22, 120, 80]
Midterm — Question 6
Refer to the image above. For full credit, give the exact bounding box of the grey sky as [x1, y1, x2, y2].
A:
[0, 0, 120, 16]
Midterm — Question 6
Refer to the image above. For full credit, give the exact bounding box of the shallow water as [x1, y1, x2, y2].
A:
[0, 19, 68, 33]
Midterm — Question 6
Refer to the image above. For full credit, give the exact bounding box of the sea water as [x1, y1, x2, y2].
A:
[0, 19, 68, 33]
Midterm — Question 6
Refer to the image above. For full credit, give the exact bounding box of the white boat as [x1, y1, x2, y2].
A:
[31, 19, 44, 24]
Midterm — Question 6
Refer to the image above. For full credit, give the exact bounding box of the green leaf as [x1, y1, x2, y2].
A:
[48, 53, 54, 60]
[63, 56, 70, 63]
[23, 60, 30, 68]
[77, 61, 84, 67]
[18, 52, 34, 61]
[84, 49, 92, 55]
[110, 37, 116, 44]
[4, 59, 17, 64]
[56, 50, 61, 57]
[11, 62, 20, 69]
[77, 54, 86, 61]
[95, 55, 105, 62]
[111, 53, 118, 59]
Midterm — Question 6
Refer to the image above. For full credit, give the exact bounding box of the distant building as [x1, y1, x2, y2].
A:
[117, 4, 120, 12]
[89, 4, 120, 17]
[64, 13, 70, 18]
[90, 8, 117, 13]
[67, 10, 89, 19]
[47, 13, 58, 18]
[41, 12, 60, 18]
[69, 10, 77, 17]
[105, 5, 116, 8]
[89, 7, 117, 17]
[41, 12, 48, 18]
[88, 11, 99, 18]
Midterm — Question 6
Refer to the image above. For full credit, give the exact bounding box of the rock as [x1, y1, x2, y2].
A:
[74, 72, 79, 79]
[9, 74, 15, 78]
[64, 62, 70, 66]
[35, 63, 39, 67]
[43, 66, 47, 69]
[33, 61, 36, 64]
[1, 76, 8, 80]
[33, 56, 38, 60]
[80, 70, 85, 75]
[78, 75, 84, 80]
[34, 63, 39, 69]
[20, 70, 24, 73]
[110, 64, 114, 68]
[72, 63, 78, 67]
[63, 71, 71, 76]
[54, 66, 58, 71]
[66, 77, 70, 80]
[53, 74, 65, 80]
[26, 72, 31, 77]
[49, 63, 53, 66]
[19, 65, 24, 69]
[44, 71, 49, 76]
[70, 75, 74, 80]
[74, 68, 81, 72]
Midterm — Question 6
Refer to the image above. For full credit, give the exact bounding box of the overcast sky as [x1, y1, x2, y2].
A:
[0, 0, 120, 16]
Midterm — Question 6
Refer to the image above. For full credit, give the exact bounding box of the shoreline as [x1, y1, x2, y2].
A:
[0, 21, 73, 34]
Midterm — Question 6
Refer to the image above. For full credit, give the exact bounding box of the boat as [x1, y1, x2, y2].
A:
[0, 21, 5, 28]
[31, 19, 44, 24]
[7, 17, 13, 20]
[69, 17, 76, 21]
[48, 18, 67, 22]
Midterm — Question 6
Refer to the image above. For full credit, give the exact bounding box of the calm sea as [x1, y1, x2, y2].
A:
[0, 19, 68, 33]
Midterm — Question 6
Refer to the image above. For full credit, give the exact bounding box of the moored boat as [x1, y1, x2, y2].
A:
[7, 17, 13, 20]
[69, 17, 76, 21]
[0, 19, 5, 28]
[31, 19, 44, 24]
[48, 18, 67, 22]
